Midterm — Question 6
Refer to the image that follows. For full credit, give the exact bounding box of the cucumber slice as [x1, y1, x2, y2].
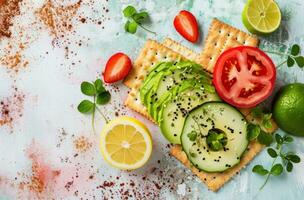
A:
[160, 87, 220, 144]
[181, 102, 248, 172]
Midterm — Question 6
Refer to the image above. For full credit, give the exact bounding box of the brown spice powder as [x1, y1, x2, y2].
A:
[37, 0, 82, 38]
[73, 136, 92, 153]
[24, 142, 61, 196]
[0, 88, 25, 129]
[0, 0, 23, 38]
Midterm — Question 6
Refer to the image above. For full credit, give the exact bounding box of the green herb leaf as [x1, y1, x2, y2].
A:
[133, 11, 149, 23]
[187, 131, 197, 141]
[123, 6, 137, 17]
[94, 79, 105, 94]
[287, 56, 295, 67]
[206, 130, 227, 151]
[286, 162, 293, 172]
[291, 44, 300, 56]
[96, 91, 111, 105]
[125, 21, 138, 34]
[267, 148, 278, 158]
[262, 113, 273, 129]
[295, 56, 304, 68]
[283, 135, 293, 143]
[78, 100, 95, 114]
[251, 107, 263, 118]
[81, 82, 96, 96]
[275, 134, 283, 144]
[257, 131, 273, 146]
[247, 123, 261, 141]
[252, 165, 269, 176]
[286, 154, 301, 163]
[271, 164, 283, 176]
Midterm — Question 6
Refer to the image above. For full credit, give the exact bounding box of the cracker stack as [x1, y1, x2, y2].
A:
[124, 18, 277, 191]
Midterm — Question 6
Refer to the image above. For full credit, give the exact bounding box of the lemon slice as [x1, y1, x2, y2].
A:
[100, 116, 152, 170]
[242, 0, 281, 34]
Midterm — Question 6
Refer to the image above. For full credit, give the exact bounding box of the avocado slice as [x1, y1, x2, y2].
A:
[140, 61, 205, 104]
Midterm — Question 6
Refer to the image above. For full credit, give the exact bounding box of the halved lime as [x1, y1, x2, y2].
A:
[242, 0, 281, 34]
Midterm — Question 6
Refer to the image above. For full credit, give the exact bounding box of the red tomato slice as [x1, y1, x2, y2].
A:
[173, 10, 199, 43]
[103, 53, 132, 83]
[213, 46, 276, 108]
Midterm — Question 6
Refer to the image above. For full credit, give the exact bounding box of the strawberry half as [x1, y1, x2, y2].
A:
[173, 10, 199, 43]
[103, 53, 132, 83]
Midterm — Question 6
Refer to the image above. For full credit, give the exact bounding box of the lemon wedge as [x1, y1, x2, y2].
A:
[100, 116, 152, 170]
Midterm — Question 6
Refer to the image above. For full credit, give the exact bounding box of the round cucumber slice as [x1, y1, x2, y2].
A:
[160, 87, 220, 144]
[181, 102, 248, 172]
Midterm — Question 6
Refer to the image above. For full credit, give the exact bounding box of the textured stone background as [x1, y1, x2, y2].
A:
[0, 0, 303, 199]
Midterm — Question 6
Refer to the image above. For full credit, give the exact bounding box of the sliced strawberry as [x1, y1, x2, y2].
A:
[103, 53, 132, 83]
[173, 10, 199, 43]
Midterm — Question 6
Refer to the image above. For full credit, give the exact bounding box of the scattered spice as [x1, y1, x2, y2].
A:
[19, 141, 61, 197]
[0, 0, 23, 38]
[73, 136, 92, 153]
[0, 87, 25, 130]
[36, 0, 82, 38]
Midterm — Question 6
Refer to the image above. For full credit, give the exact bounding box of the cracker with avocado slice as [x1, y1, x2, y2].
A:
[169, 19, 277, 192]
[124, 39, 185, 122]
[124, 19, 277, 192]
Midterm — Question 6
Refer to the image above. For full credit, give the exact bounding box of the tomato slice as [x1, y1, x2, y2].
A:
[213, 46, 276, 108]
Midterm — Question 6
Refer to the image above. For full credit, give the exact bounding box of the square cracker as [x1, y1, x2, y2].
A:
[124, 40, 185, 122]
[169, 20, 276, 192]
[198, 18, 259, 72]
[162, 38, 201, 63]
[124, 38, 201, 88]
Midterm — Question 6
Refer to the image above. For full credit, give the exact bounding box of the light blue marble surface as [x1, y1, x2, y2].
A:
[0, 0, 303, 199]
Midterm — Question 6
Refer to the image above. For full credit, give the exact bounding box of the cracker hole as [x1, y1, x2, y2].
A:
[155, 52, 158, 56]
[214, 42, 217, 46]
[209, 57, 212, 60]
[227, 33, 230, 37]
[218, 30, 222, 33]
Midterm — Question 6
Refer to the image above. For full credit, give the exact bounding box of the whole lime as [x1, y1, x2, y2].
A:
[273, 83, 304, 137]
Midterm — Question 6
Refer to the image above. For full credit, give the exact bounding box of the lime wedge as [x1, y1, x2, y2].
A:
[242, 0, 281, 34]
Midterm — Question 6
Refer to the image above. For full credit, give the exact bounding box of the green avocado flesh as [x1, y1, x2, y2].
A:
[181, 102, 248, 172]
[140, 61, 219, 144]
